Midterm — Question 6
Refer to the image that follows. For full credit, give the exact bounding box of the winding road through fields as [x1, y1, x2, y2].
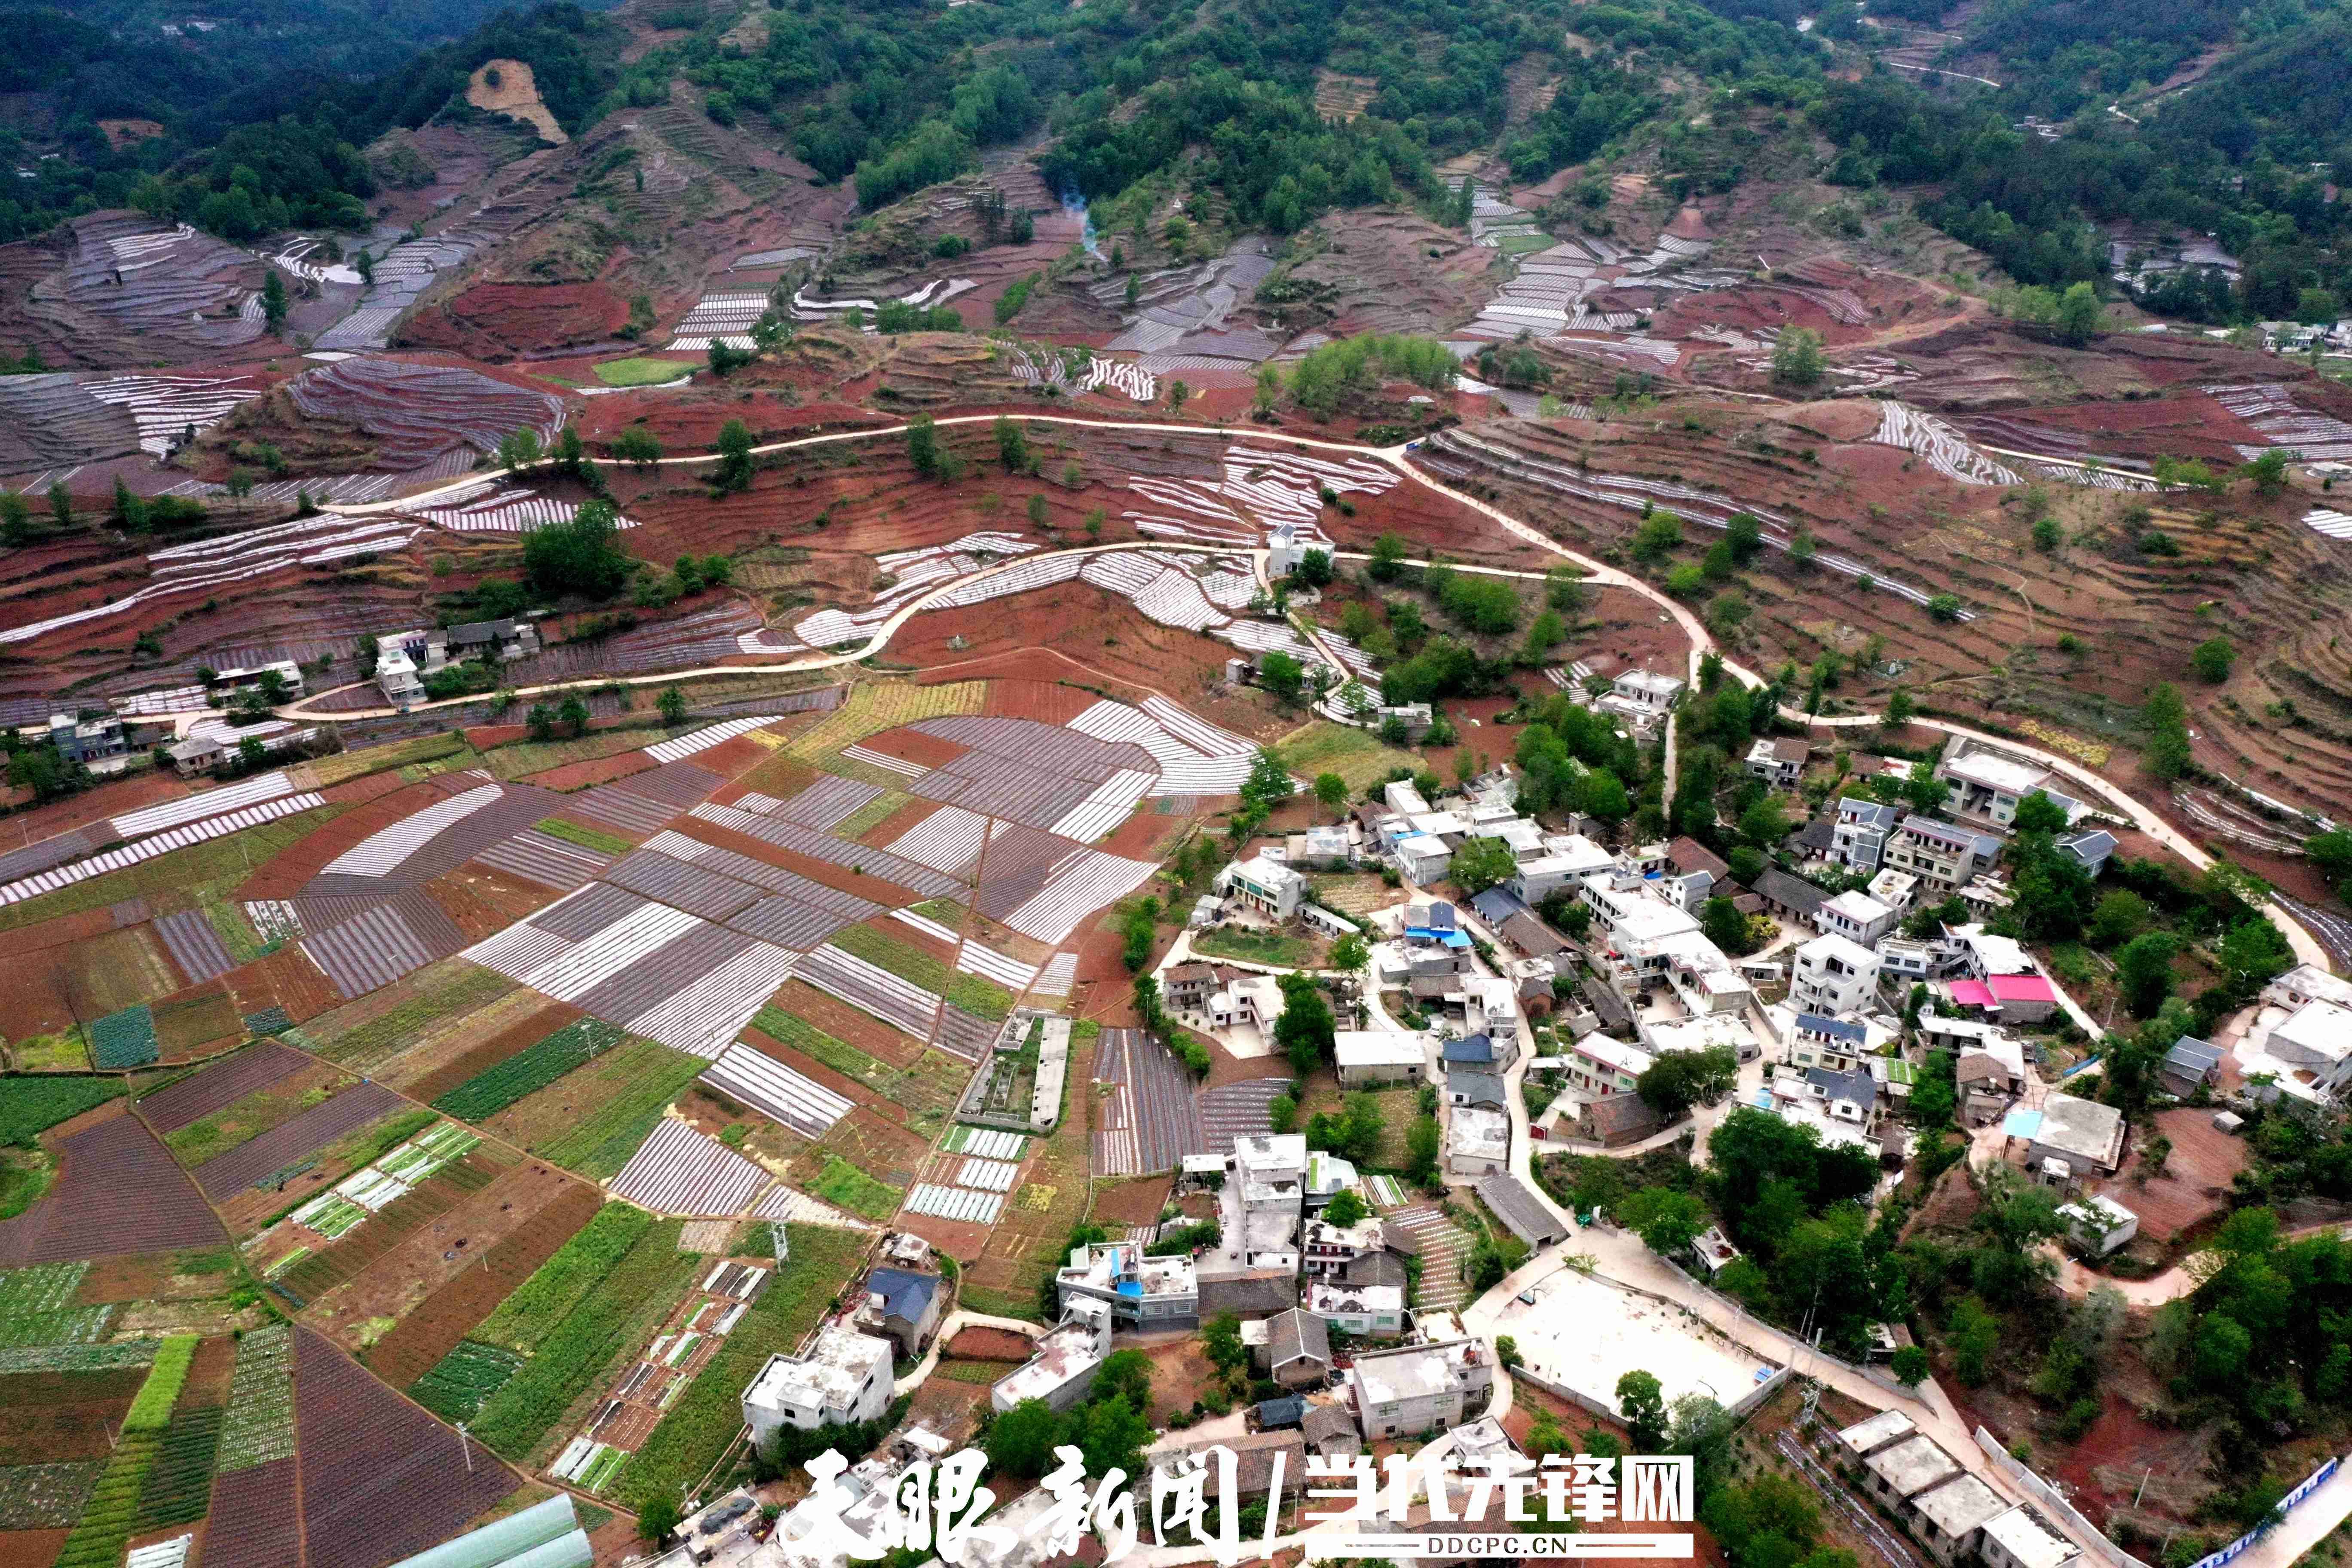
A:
[277, 409, 2337, 975]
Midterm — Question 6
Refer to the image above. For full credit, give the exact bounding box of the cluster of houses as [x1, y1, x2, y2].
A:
[1835, 1412, 2081, 1568]
[374, 618, 542, 706]
[23, 665, 322, 781]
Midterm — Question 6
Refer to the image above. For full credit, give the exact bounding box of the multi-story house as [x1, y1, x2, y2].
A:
[1348, 1339, 1495, 1439]
[1886, 815, 2003, 893]
[1791, 932, 1881, 1016]
[1830, 798, 1903, 871]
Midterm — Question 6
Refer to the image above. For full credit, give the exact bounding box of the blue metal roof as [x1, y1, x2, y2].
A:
[1442, 1035, 1495, 1064]
[864, 1267, 940, 1323]
[1469, 888, 1528, 925]
[1795, 1011, 1868, 1044]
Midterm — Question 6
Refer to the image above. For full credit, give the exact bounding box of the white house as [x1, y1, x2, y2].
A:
[1790, 933, 1881, 1016]
[1217, 856, 1305, 920]
[1446, 1106, 1510, 1178]
[1817, 890, 1896, 948]
[1335, 1032, 1425, 1087]
[2058, 1194, 2138, 1258]
[742, 1328, 894, 1445]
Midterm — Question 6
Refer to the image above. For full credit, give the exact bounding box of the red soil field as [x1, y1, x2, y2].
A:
[423, 873, 551, 941]
[3, 906, 118, 955]
[576, 392, 889, 451]
[980, 678, 1101, 724]
[943, 1325, 1033, 1361]
[519, 750, 656, 791]
[225, 944, 340, 1024]
[0, 951, 83, 1040]
[323, 769, 420, 806]
[396, 282, 631, 360]
[0, 1530, 68, 1568]
[233, 783, 448, 899]
[0, 770, 190, 843]
[894, 585, 1238, 712]
[0, 1109, 228, 1266]
[204, 1456, 300, 1568]
[857, 798, 938, 845]
[689, 734, 772, 780]
[893, 1210, 994, 1263]
[292, 1327, 524, 1568]
[314, 1161, 581, 1362]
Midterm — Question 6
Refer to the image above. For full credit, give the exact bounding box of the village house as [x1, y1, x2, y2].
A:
[742, 1328, 894, 1444]
[1256, 1307, 1332, 1388]
[1886, 816, 2005, 893]
[1817, 890, 1896, 948]
[1790, 933, 1881, 1016]
[1830, 797, 1904, 871]
[1935, 737, 2081, 830]
[1217, 855, 1305, 920]
[1348, 1338, 1495, 1439]
[852, 1267, 943, 1359]
[2022, 1093, 2126, 1181]
[1745, 735, 1811, 788]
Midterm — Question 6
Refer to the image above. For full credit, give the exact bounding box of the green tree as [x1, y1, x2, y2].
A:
[1202, 1313, 1247, 1373]
[558, 695, 590, 738]
[1617, 1370, 1668, 1452]
[1405, 1117, 1441, 1185]
[1883, 688, 1916, 729]
[2117, 931, 2180, 1017]
[526, 703, 554, 741]
[2144, 682, 2193, 781]
[522, 499, 634, 600]
[993, 415, 1030, 472]
[1259, 650, 1305, 704]
[613, 427, 662, 470]
[1892, 1344, 1930, 1388]
[637, 1497, 680, 1546]
[2054, 282, 2105, 345]
[1947, 1295, 2001, 1385]
[2088, 891, 2152, 948]
[1630, 510, 1683, 565]
[2192, 636, 2235, 683]
[1367, 532, 1409, 583]
[261, 270, 287, 331]
[2012, 789, 2070, 837]
[1927, 594, 1964, 622]
[1274, 973, 1336, 1077]
[1700, 895, 1755, 957]
[1622, 1188, 1708, 1256]
[2241, 448, 2291, 498]
[1638, 1045, 1738, 1123]
[1267, 1091, 1298, 1135]
[907, 413, 943, 478]
[1330, 933, 1369, 976]
[2033, 515, 2064, 553]
[986, 1398, 1064, 1478]
[0, 490, 30, 545]
[496, 427, 543, 474]
[1314, 772, 1347, 815]
[658, 686, 688, 725]
[46, 484, 70, 531]
[1026, 493, 1048, 528]
[1323, 1188, 1368, 1228]
[1772, 328, 1825, 385]
[1449, 836, 1519, 895]
[714, 419, 756, 495]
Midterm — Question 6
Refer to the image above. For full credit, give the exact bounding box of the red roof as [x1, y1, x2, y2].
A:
[1989, 974, 2057, 1003]
[1948, 980, 1997, 1008]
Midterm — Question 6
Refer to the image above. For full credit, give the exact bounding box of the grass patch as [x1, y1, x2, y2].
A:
[480, 727, 662, 782]
[533, 817, 635, 856]
[10, 1030, 90, 1072]
[0, 1077, 123, 1143]
[614, 1223, 863, 1513]
[829, 924, 1012, 1020]
[592, 356, 695, 387]
[0, 1149, 55, 1222]
[432, 1019, 624, 1121]
[470, 1219, 697, 1461]
[836, 789, 911, 839]
[533, 1042, 707, 1178]
[1194, 926, 1319, 966]
[309, 733, 468, 788]
[203, 902, 274, 964]
[811, 1155, 902, 1221]
[1275, 719, 1421, 793]
[786, 680, 986, 764]
[306, 965, 515, 1069]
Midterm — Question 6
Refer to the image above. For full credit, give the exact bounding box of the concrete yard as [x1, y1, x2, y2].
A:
[1490, 1266, 1779, 1414]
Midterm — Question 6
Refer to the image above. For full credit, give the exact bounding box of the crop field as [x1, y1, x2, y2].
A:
[786, 681, 987, 765]
[160, 1062, 348, 1167]
[0, 1079, 123, 1146]
[358, 1179, 601, 1390]
[957, 1087, 1090, 1321]
[271, 1153, 505, 1306]
[409, 1340, 524, 1422]
[215, 1325, 294, 1473]
[829, 923, 1013, 1020]
[612, 1222, 861, 1513]
[87, 1006, 158, 1070]
[591, 357, 694, 386]
[747, 1007, 965, 1129]
[836, 790, 912, 839]
[430, 1018, 624, 1121]
[0, 1459, 103, 1528]
[490, 1039, 706, 1177]
[302, 963, 517, 1072]
[309, 734, 472, 789]
[292, 1326, 521, 1568]
[50, 1335, 193, 1568]
[131, 1403, 220, 1530]
[811, 1155, 901, 1222]
[475, 1204, 652, 1355]
[812, 1106, 932, 1190]
[467, 1217, 695, 1462]
[530, 817, 635, 855]
[0, 808, 343, 938]
[188, 1083, 407, 1202]
[0, 1114, 228, 1268]
[150, 989, 243, 1061]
